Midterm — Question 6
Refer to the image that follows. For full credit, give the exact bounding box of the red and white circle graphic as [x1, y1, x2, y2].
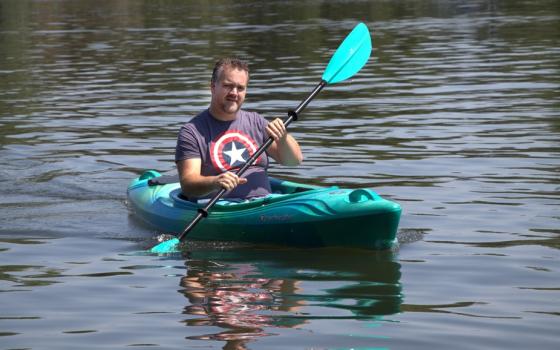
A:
[210, 130, 261, 172]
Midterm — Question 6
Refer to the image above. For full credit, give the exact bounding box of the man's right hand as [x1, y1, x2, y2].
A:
[178, 159, 247, 197]
[214, 171, 247, 191]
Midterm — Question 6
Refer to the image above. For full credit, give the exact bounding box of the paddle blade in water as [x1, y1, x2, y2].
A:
[322, 22, 372, 84]
[150, 237, 180, 254]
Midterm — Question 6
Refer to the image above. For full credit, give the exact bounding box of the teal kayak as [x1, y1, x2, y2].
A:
[127, 170, 401, 250]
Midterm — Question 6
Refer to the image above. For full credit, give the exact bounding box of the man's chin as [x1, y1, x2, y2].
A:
[224, 103, 240, 114]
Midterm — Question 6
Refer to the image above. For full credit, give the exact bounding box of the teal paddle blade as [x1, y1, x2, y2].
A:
[322, 22, 372, 84]
[150, 237, 180, 254]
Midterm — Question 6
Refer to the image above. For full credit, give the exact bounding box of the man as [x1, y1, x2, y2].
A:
[175, 57, 303, 201]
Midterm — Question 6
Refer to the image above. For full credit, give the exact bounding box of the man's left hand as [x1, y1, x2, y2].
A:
[266, 118, 287, 142]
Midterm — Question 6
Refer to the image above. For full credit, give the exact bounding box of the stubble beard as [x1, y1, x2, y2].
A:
[221, 98, 241, 116]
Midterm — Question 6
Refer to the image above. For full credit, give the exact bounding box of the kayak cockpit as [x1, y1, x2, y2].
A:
[139, 170, 329, 211]
[166, 177, 337, 212]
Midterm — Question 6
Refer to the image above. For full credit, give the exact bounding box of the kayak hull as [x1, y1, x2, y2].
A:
[127, 170, 401, 250]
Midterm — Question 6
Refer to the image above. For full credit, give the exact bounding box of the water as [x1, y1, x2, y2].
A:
[1, 0, 559, 349]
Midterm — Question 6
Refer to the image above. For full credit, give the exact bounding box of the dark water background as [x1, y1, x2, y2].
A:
[1, 0, 559, 349]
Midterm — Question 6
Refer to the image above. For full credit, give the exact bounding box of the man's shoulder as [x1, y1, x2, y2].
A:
[188, 109, 211, 124]
[181, 110, 210, 130]
[177, 111, 207, 138]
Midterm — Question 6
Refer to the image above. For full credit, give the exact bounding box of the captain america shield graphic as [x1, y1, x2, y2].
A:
[210, 130, 262, 172]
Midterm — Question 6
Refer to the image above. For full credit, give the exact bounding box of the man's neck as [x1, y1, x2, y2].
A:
[209, 106, 237, 121]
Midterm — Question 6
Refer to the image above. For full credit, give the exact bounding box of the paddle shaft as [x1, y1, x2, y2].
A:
[176, 79, 327, 241]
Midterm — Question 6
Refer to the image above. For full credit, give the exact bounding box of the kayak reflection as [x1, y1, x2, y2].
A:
[178, 247, 402, 348]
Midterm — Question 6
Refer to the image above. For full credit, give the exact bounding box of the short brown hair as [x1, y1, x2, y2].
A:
[211, 57, 249, 83]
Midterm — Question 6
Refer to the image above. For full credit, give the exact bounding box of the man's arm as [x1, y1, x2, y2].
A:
[177, 158, 247, 197]
[266, 118, 303, 166]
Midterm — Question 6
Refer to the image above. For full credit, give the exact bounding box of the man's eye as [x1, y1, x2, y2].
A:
[223, 84, 244, 92]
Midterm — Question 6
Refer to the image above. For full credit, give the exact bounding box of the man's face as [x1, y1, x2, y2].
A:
[210, 66, 248, 119]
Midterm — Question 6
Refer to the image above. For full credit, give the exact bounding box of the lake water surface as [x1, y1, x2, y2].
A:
[1, 1, 559, 349]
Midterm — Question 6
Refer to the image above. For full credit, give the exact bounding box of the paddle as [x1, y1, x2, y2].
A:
[150, 22, 372, 253]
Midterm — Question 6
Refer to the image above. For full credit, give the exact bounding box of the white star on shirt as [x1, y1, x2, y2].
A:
[223, 142, 247, 166]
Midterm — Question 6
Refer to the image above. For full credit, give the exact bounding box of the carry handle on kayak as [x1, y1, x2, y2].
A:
[150, 22, 372, 253]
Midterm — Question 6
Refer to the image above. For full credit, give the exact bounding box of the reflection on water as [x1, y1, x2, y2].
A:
[181, 265, 298, 344]
[178, 248, 401, 348]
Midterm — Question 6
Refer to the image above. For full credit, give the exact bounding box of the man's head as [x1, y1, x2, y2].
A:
[211, 57, 249, 84]
[209, 57, 250, 120]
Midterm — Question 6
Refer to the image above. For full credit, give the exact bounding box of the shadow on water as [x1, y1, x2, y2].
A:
[175, 246, 401, 348]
